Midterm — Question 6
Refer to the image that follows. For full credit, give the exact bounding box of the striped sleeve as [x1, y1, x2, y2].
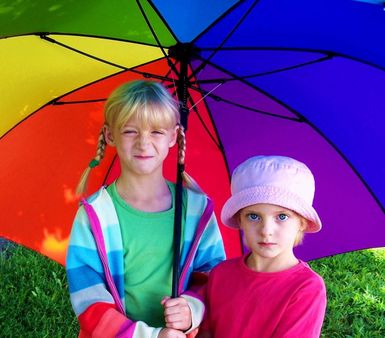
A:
[66, 199, 163, 338]
[179, 191, 226, 332]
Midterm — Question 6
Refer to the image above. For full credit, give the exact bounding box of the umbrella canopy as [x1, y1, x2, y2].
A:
[1, 0, 384, 265]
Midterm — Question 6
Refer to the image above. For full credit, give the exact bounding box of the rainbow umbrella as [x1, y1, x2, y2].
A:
[1, 0, 385, 267]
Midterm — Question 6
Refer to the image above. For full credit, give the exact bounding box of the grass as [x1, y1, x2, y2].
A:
[309, 248, 385, 337]
[0, 241, 78, 338]
[1, 239, 384, 337]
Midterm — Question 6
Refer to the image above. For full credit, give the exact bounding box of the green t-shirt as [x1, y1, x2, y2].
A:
[107, 181, 186, 327]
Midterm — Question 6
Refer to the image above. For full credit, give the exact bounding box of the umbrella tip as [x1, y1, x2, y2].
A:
[168, 43, 200, 61]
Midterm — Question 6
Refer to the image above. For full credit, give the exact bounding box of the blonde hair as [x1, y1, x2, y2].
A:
[105, 80, 179, 131]
[293, 218, 307, 247]
[76, 80, 200, 196]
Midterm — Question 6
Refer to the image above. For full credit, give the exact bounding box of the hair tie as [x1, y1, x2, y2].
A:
[89, 159, 100, 168]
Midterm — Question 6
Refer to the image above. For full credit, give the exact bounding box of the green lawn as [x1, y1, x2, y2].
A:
[1, 239, 384, 337]
[309, 248, 385, 337]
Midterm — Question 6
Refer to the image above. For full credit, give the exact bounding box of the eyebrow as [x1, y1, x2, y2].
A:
[243, 208, 292, 214]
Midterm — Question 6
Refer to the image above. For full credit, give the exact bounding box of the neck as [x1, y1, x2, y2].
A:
[115, 174, 172, 212]
[246, 252, 299, 273]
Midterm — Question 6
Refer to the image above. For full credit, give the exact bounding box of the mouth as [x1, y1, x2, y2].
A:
[134, 155, 153, 160]
[258, 242, 276, 247]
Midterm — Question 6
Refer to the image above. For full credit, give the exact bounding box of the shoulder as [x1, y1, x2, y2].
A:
[166, 180, 208, 206]
[78, 186, 118, 223]
[184, 186, 212, 216]
[295, 261, 326, 292]
[211, 256, 242, 275]
[83, 186, 109, 204]
[82, 186, 114, 209]
[185, 186, 208, 203]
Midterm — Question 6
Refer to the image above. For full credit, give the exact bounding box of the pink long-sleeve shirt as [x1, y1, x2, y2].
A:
[203, 255, 327, 338]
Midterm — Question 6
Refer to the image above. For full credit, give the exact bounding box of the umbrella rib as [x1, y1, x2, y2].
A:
[186, 78, 233, 184]
[189, 55, 309, 121]
[210, 94, 303, 122]
[191, 0, 248, 43]
[187, 96, 221, 149]
[56, 70, 180, 106]
[40, 34, 140, 71]
[187, 82, 302, 122]
[162, 60, 181, 103]
[54, 99, 106, 105]
[186, 75, 234, 200]
[186, 78, 244, 253]
[103, 154, 119, 186]
[163, 63, 226, 153]
[195, 55, 333, 83]
[187, 94, 233, 183]
[198, 45, 385, 73]
[189, 0, 260, 81]
[146, 0, 180, 43]
[6, 31, 170, 47]
[136, 0, 180, 77]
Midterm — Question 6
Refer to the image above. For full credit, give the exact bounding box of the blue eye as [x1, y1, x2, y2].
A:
[278, 214, 288, 221]
[247, 213, 260, 221]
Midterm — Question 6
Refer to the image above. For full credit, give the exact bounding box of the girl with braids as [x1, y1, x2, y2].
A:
[66, 80, 225, 338]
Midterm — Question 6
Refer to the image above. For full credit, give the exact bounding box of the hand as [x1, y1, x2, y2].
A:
[158, 328, 186, 338]
[161, 296, 192, 331]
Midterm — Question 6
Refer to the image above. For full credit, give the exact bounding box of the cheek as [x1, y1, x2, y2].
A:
[168, 136, 177, 148]
[286, 227, 301, 242]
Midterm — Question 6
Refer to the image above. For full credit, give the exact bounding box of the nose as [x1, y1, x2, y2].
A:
[137, 133, 150, 148]
[260, 219, 274, 237]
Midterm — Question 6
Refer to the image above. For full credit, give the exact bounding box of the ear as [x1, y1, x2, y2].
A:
[236, 211, 244, 230]
[300, 218, 308, 232]
[103, 125, 115, 146]
[168, 125, 178, 148]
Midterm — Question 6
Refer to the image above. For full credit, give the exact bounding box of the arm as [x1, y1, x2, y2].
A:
[66, 206, 165, 338]
[180, 203, 226, 333]
[158, 329, 187, 338]
[161, 194, 225, 334]
[272, 277, 327, 338]
[195, 274, 213, 338]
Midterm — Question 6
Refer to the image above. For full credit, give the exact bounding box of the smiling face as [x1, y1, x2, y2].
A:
[104, 115, 177, 178]
[239, 203, 306, 271]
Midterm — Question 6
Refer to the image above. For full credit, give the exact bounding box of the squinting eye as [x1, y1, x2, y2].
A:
[247, 213, 260, 221]
[152, 130, 165, 135]
[278, 214, 289, 221]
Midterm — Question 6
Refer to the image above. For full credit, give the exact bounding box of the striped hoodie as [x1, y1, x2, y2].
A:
[66, 186, 225, 338]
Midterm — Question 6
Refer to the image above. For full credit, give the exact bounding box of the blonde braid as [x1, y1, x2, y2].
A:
[76, 128, 107, 196]
[177, 125, 204, 194]
[177, 124, 186, 165]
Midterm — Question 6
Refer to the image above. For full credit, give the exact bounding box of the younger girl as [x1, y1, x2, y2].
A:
[198, 155, 326, 338]
[66, 80, 225, 338]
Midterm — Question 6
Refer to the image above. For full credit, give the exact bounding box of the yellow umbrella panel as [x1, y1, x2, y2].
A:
[0, 35, 166, 137]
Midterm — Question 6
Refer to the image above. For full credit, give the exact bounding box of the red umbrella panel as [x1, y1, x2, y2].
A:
[0, 60, 242, 264]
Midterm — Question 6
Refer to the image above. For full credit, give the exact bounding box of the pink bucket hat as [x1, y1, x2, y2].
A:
[221, 155, 322, 232]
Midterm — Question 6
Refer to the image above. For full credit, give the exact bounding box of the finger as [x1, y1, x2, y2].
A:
[161, 296, 171, 305]
[164, 303, 190, 317]
[165, 320, 187, 330]
[165, 313, 191, 330]
[164, 297, 188, 309]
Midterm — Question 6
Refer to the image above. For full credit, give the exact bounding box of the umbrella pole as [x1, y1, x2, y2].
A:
[172, 44, 190, 298]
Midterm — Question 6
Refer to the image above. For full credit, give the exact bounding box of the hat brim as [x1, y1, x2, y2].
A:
[221, 185, 322, 233]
